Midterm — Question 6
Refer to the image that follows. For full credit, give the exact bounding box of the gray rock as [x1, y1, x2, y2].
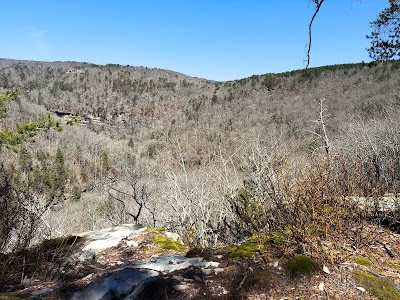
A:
[31, 287, 55, 298]
[125, 277, 170, 300]
[71, 267, 158, 300]
[201, 268, 213, 276]
[128, 255, 208, 274]
[80, 224, 146, 252]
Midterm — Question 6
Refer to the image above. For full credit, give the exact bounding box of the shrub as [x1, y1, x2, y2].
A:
[0, 89, 18, 117]
[226, 143, 377, 261]
[0, 164, 52, 253]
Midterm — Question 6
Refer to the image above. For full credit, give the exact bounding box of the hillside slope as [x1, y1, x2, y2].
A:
[0, 58, 399, 244]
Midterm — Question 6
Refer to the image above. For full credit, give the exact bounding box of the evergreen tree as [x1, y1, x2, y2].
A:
[52, 148, 66, 194]
[102, 150, 110, 175]
[367, 0, 400, 61]
[71, 186, 81, 201]
[128, 137, 134, 148]
[18, 147, 32, 173]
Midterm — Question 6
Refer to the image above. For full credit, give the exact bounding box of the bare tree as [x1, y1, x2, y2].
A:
[161, 141, 240, 246]
[304, 98, 332, 158]
[107, 173, 155, 226]
[305, 0, 326, 70]
[306, 0, 400, 67]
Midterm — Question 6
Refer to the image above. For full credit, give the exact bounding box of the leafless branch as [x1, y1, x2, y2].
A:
[107, 177, 150, 224]
[305, 0, 326, 70]
[303, 98, 331, 157]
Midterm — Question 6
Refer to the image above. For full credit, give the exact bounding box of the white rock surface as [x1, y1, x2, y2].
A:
[128, 254, 218, 273]
[79, 224, 146, 252]
[66, 225, 222, 300]
[356, 286, 366, 293]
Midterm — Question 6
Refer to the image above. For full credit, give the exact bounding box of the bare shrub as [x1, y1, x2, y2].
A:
[41, 191, 110, 236]
[343, 119, 400, 194]
[160, 143, 241, 247]
[228, 142, 289, 238]
[226, 141, 382, 261]
[0, 162, 63, 287]
[0, 164, 57, 253]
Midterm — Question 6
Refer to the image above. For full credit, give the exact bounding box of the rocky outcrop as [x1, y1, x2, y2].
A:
[28, 224, 223, 300]
[71, 255, 221, 300]
[4, 222, 400, 299]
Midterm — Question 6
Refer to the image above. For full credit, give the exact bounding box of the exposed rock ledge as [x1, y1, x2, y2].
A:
[27, 224, 223, 299]
[70, 255, 220, 300]
[4, 223, 400, 299]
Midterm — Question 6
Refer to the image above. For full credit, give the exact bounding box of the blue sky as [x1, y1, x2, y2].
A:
[0, 0, 388, 81]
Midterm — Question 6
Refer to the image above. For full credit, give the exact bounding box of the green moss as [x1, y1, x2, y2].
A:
[147, 228, 166, 234]
[352, 270, 400, 300]
[154, 235, 187, 252]
[229, 232, 295, 259]
[284, 255, 318, 277]
[230, 238, 259, 259]
[354, 256, 372, 267]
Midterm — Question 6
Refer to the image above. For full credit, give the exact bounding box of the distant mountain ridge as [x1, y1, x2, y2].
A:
[1, 58, 400, 149]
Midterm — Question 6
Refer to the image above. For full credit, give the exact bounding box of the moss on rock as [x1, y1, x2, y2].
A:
[229, 232, 295, 259]
[352, 270, 400, 300]
[154, 235, 188, 253]
[147, 228, 166, 234]
[230, 238, 259, 259]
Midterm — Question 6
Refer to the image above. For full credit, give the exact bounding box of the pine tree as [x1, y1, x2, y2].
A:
[102, 150, 110, 175]
[367, 0, 400, 61]
[18, 147, 32, 173]
[128, 137, 134, 148]
[52, 148, 66, 194]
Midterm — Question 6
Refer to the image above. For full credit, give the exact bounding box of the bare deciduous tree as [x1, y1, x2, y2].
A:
[304, 98, 332, 158]
[305, 0, 326, 70]
[107, 173, 155, 226]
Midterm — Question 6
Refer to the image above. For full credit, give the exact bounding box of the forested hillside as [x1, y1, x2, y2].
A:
[1, 58, 400, 250]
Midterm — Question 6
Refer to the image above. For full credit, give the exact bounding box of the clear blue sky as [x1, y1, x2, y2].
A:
[0, 0, 388, 81]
